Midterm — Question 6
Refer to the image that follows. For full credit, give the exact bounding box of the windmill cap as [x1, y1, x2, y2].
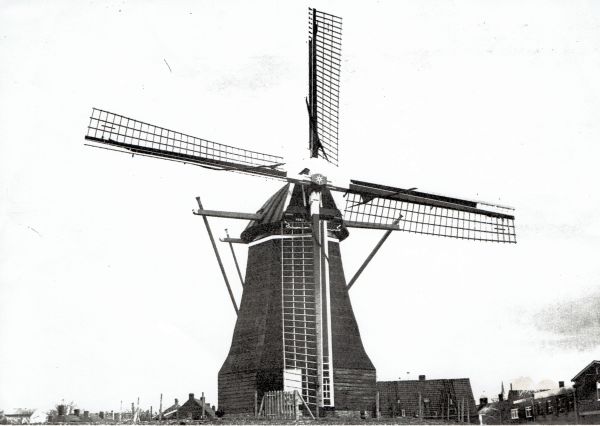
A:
[241, 183, 349, 243]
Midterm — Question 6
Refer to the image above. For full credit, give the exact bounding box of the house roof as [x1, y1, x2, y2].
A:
[154, 402, 179, 420]
[533, 386, 573, 399]
[161, 398, 217, 419]
[507, 389, 534, 401]
[377, 378, 477, 416]
[193, 399, 216, 417]
[572, 360, 600, 382]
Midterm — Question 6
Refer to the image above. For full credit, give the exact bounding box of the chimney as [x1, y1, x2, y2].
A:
[559, 381, 565, 388]
[498, 393, 504, 402]
[189, 393, 195, 401]
[479, 397, 488, 406]
[419, 375, 426, 381]
[175, 398, 179, 406]
[57, 405, 66, 416]
[73, 409, 81, 417]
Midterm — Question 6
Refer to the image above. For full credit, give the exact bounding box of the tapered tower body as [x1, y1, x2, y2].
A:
[218, 183, 376, 414]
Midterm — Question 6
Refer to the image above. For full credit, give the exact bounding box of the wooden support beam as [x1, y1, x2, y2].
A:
[310, 190, 324, 416]
[219, 237, 246, 244]
[296, 391, 315, 420]
[347, 219, 400, 290]
[344, 220, 400, 231]
[196, 197, 239, 316]
[224, 229, 244, 287]
[193, 208, 260, 221]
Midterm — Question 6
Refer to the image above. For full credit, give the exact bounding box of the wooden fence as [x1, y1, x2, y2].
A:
[258, 390, 314, 420]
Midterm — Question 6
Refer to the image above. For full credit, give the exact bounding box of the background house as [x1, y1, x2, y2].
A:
[169, 393, 215, 420]
[573, 360, 600, 424]
[377, 375, 477, 421]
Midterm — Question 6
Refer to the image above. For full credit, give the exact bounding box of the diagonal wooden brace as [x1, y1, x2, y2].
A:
[195, 197, 239, 316]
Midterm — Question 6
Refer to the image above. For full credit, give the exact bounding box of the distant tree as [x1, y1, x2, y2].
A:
[46, 399, 78, 418]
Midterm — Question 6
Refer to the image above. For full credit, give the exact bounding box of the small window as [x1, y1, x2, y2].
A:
[597, 381, 600, 401]
[525, 406, 532, 418]
[511, 408, 519, 420]
[401, 409, 406, 417]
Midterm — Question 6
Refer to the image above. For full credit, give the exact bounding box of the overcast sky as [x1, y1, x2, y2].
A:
[1, 0, 599, 414]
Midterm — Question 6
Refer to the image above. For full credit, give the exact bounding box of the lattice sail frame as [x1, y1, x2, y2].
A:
[343, 181, 516, 243]
[308, 8, 342, 166]
[85, 108, 286, 178]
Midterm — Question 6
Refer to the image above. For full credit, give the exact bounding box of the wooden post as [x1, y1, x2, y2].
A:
[254, 391, 258, 417]
[311, 191, 323, 418]
[258, 394, 264, 417]
[159, 393, 163, 423]
[294, 391, 298, 420]
[279, 391, 283, 417]
[574, 388, 579, 425]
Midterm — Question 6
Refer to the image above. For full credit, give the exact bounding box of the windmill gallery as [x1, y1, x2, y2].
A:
[83, 7, 516, 420]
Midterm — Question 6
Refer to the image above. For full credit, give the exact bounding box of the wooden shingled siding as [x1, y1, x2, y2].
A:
[218, 240, 285, 414]
[328, 242, 377, 410]
[377, 378, 478, 419]
[334, 368, 377, 411]
[241, 184, 290, 242]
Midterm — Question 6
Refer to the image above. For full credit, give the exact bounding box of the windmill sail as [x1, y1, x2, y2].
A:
[85, 108, 287, 178]
[344, 180, 516, 243]
[308, 8, 342, 166]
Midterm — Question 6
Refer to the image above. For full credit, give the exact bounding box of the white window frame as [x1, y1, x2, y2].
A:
[525, 406, 532, 418]
[596, 381, 600, 401]
[511, 408, 519, 420]
[401, 409, 406, 417]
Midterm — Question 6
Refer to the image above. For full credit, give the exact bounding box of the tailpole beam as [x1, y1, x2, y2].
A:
[347, 218, 401, 290]
[193, 208, 260, 221]
[195, 197, 239, 316]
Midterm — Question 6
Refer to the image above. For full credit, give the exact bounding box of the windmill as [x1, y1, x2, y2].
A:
[84, 7, 516, 417]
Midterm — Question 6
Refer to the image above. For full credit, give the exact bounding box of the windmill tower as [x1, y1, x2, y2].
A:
[84, 7, 516, 417]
